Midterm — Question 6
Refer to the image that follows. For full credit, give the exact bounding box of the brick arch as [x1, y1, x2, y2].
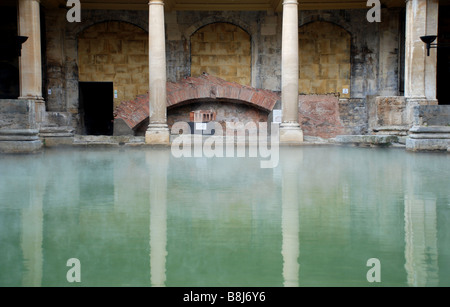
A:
[114, 74, 280, 131]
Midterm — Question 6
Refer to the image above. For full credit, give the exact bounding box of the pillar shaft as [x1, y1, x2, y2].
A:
[280, 0, 303, 143]
[404, 0, 439, 102]
[18, 0, 43, 100]
[146, 0, 170, 145]
[404, 0, 439, 125]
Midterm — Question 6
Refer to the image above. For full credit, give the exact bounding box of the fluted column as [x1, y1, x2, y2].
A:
[18, 0, 43, 101]
[146, 0, 170, 145]
[404, 0, 439, 124]
[280, 0, 303, 144]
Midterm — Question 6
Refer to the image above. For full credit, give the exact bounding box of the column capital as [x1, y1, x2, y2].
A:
[149, 0, 164, 5]
[283, 0, 298, 5]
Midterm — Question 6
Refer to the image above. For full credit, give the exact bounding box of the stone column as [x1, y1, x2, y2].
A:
[404, 0, 439, 124]
[280, 0, 303, 144]
[18, 0, 43, 101]
[146, 0, 170, 145]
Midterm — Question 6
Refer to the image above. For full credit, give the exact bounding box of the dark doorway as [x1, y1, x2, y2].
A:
[0, 4, 20, 99]
[79, 82, 114, 135]
[437, 5, 450, 105]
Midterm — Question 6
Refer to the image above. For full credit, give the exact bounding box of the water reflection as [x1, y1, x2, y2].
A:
[147, 150, 169, 287]
[404, 154, 440, 287]
[280, 150, 302, 287]
[21, 159, 45, 287]
[0, 147, 449, 286]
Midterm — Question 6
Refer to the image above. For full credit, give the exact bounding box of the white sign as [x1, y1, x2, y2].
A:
[195, 123, 207, 131]
[273, 110, 282, 124]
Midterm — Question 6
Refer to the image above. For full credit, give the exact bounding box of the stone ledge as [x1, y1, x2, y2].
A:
[372, 126, 410, 136]
[73, 135, 145, 147]
[0, 129, 40, 142]
[0, 140, 43, 154]
[334, 135, 398, 146]
[0, 129, 40, 136]
[406, 125, 450, 152]
[406, 138, 450, 152]
[409, 126, 450, 134]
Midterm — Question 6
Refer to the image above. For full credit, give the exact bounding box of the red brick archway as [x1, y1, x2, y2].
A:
[114, 74, 280, 131]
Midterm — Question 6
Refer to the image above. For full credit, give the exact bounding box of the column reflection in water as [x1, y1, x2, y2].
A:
[281, 149, 302, 287]
[404, 197, 439, 286]
[147, 149, 169, 287]
[404, 156, 439, 287]
[21, 157, 45, 287]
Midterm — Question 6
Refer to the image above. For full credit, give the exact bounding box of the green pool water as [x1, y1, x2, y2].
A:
[0, 146, 449, 287]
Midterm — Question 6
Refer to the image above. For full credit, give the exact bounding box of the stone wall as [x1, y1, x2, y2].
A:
[78, 21, 149, 108]
[298, 21, 351, 98]
[367, 96, 406, 131]
[0, 99, 37, 130]
[298, 95, 345, 138]
[42, 8, 403, 135]
[190, 23, 251, 85]
[413, 105, 450, 126]
[167, 101, 269, 133]
[338, 98, 368, 135]
[0, 99, 42, 153]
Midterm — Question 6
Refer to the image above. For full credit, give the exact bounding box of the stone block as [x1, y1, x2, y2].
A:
[406, 138, 450, 152]
[413, 105, 450, 126]
[0, 140, 43, 154]
[128, 54, 147, 64]
[335, 135, 398, 146]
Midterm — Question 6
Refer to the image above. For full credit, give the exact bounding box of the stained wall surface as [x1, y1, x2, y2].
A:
[78, 21, 149, 108]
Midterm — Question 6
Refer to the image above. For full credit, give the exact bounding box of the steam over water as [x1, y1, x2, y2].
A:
[0, 147, 449, 286]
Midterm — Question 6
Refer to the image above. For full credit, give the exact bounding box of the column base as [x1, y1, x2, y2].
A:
[18, 96, 44, 101]
[405, 97, 438, 125]
[279, 123, 304, 144]
[0, 129, 43, 154]
[145, 124, 170, 145]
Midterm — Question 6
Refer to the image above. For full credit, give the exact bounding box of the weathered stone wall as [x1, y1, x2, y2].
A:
[368, 96, 406, 129]
[298, 95, 345, 138]
[190, 23, 251, 85]
[413, 105, 450, 126]
[42, 8, 402, 135]
[0, 99, 43, 153]
[0, 99, 37, 130]
[78, 21, 149, 107]
[167, 100, 269, 131]
[298, 21, 351, 98]
[338, 98, 368, 135]
[44, 9, 149, 133]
